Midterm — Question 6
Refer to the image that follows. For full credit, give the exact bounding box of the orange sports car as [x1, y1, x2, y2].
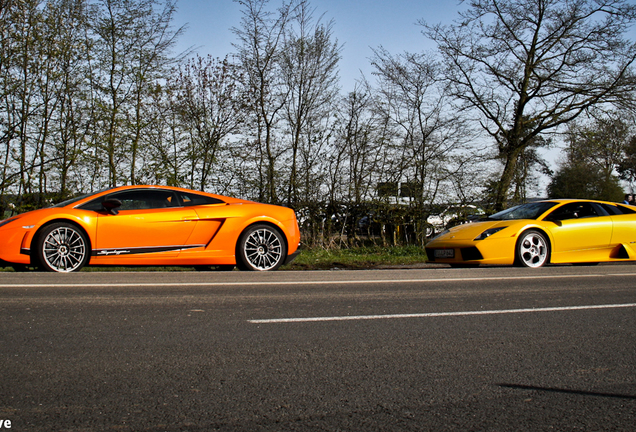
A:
[0, 185, 301, 272]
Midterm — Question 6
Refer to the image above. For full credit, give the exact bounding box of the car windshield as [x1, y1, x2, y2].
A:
[52, 189, 107, 208]
[489, 202, 558, 220]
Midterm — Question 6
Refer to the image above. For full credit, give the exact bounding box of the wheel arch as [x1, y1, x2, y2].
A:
[236, 220, 289, 253]
[30, 218, 93, 266]
[235, 221, 289, 271]
[514, 227, 552, 266]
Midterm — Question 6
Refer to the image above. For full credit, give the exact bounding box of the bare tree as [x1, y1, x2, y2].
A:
[279, 0, 341, 207]
[169, 55, 246, 190]
[567, 112, 632, 183]
[232, 0, 294, 203]
[333, 82, 386, 205]
[43, 0, 93, 198]
[371, 48, 477, 242]
[89, 0, 183, 188]
[3, 0, 43, 204]
[425, 0, 636, 210]
[548, 111, 634, 200]
[0, 0, 22, 206]
[371, 48, 474, 199]
[127, 0, 184, 184]
[0, 0, 94, 213]
[140, 84, 187, 186]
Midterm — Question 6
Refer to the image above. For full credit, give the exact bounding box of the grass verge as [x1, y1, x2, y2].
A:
[286, 245, 428, 270]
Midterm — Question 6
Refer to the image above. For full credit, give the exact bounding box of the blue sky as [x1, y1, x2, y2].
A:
[172, 0, 462, 90]
[171, 0, 636, 191]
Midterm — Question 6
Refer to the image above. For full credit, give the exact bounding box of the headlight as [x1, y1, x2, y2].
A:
[474, 227, 506, 240]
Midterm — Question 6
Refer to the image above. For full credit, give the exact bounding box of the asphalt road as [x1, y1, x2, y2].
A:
[1, 265, 635, 431]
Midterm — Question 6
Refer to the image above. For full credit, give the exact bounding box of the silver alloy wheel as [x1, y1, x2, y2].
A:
[242, 227, 284, 271]
[41, 225, 87, 272]
[517, 231, 549, 268]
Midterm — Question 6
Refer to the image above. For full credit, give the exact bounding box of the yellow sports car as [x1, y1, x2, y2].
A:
[426, 199, 636, 268]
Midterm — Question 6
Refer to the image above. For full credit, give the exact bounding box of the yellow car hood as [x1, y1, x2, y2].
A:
[436, 220, 508, 241]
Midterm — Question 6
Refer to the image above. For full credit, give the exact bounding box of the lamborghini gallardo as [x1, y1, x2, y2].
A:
[426, 199, 636, 268]
[0, 185, 301, 272]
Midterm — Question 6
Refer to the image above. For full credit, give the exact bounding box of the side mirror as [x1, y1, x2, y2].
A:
[102, 198, 122, 215]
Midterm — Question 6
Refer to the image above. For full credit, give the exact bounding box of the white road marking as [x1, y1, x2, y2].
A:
[0, 271, 633, 288]
[248, 303, 636, 324]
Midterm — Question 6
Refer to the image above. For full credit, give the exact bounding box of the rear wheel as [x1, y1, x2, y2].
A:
[515, 230, 550, 268]
[236, 224, 287, 271]
[36, 222, 89, 272]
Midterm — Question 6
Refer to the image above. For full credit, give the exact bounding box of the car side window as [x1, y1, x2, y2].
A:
[179, 192, 224, 206]
[113, 190, 181, 210]
[599, 204, 621, 215]
[79, 189, 181, 211]
[547, 202, 600, 220]
[614, 204, 636, 214]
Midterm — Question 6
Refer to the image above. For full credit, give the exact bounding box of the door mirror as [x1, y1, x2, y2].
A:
[102, 198, 122, 215]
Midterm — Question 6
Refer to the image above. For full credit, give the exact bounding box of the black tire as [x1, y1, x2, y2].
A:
[236, 224, 287, 271]
[515, 229, 550, 268]
[35, 222, 90, 272]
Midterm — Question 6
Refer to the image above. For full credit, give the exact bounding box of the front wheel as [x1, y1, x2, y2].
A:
[36, 222, 89, 272]
[515, 230, 550, 268]
[236, 224, 287, 271]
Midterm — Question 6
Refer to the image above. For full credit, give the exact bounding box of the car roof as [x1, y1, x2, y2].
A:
[65, 185, 250, 207]
[524, 198, 623, 206]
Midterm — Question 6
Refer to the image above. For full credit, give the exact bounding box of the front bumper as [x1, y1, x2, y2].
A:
[426, 246, 484, 262]
[425, 236, 516, 265]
